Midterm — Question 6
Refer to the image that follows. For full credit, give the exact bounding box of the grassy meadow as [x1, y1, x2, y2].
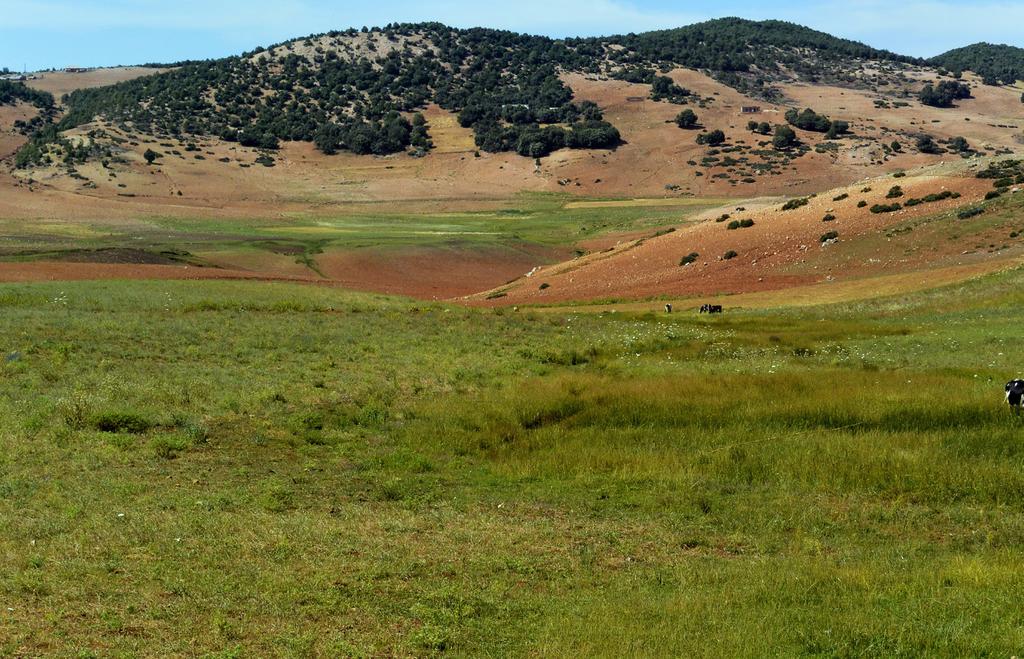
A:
[2, 267, 1024, 656]
[0, 193, 724, 273]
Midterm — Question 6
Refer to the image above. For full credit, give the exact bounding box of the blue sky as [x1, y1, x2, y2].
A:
[1, 0, 1022, 71]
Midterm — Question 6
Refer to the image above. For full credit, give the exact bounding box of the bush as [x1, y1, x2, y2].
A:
[824, 120, 849, 139]
[916, 135, 943, 154]
[870, 203, 902, 214]
[887, 185, 904, 199]
[773, 125, 797, 149]
[726, 219, 754, 230]
[919, 80, 972, 108]
[820, 231, 839, 243]
[833, 193, 849, 202]
[857, 200, 868, 208]
[143, 148, 160, 165]
[723, 250, 738, 260]
[958, 207, 984, 219]
[93, 411, 151, 434]
[822, 214, 836, 222]
[782, 197, 809, 211]
[785, 108, 832, 132]
[675, 109, 699, 129]
[697, 129, 726, 146]
[985, 190, 1002, 200]
[679, 252, 700, 266]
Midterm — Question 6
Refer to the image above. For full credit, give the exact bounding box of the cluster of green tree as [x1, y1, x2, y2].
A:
[650, 75, 691, 103]
[696, 129, 726, 146]
[14, 124, 107, 169]
[916, 135, 944, 154]
[0, 80, 54, 109]
[311, 112, 421, 155]
[474, 120, 620, 157]
[773, 125, 798, 149]
[930, 43, 1024, 86]
[747, 121, 772, 135]
[918, 80, 972, 108]
[785, 108, 831, 132]
[611, 67, 656, 84]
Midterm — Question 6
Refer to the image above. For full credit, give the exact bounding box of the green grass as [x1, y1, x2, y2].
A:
[2, 271, 1024, 655]
[0, 193, 724, 270]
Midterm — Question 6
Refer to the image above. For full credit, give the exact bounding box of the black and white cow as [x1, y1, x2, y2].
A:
[1007, 380, 1024, 415]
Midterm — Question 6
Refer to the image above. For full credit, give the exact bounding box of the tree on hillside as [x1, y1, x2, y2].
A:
[824, 120, 850, 139]
[675, 109, 699, 129]
[650, 75, 691, 103]
[918, 80, 972, 108]
[696, 129, 726, 146]
[785, 108, 832, 132]
[949, 136, 970, 153]
[915, 134, 943, 154]
[143, 148, 160, 165]
[773, 125, 797, 149]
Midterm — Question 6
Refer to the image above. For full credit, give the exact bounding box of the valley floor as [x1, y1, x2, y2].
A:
[2, 271, 1024, 655]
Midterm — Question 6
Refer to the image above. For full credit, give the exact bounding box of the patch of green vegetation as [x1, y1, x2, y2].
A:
[3, 264, 1024, 654]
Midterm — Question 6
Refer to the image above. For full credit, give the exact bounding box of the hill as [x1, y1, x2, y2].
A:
[931, 43, 1024, 85]
[21, 19, 925, 163]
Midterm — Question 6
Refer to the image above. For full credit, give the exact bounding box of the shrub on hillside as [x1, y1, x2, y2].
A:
[918, 80, 972, 108]
[785, 108, 832, 132]
[675, 109, 699, 129]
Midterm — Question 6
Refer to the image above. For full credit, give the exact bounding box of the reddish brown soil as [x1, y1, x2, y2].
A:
[315, 244, 562, 299]
[0, 243, 563, 300]
[473, 172, 1003, 305]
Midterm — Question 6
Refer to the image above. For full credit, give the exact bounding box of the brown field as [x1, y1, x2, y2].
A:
[25, 66, 169, 98]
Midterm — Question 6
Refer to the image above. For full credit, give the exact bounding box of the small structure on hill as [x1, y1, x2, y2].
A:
[741, 106, 762, 114]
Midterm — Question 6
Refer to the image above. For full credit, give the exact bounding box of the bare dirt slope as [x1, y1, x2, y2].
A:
[472, 167, 1020, 305]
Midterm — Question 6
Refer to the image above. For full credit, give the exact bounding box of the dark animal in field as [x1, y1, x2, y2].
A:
[1007, 380, 1024, 414]
[700, 304, 724, 314]
[665, 304, 673, 314]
